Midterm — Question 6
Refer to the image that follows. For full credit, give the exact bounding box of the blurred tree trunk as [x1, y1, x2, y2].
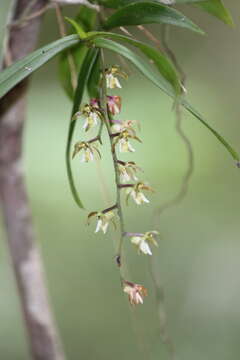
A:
[0, 1, 66, 359]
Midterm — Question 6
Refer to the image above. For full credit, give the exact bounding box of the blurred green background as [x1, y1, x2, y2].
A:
[1, 1, 240, 359]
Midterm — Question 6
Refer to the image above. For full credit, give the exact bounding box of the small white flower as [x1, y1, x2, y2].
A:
[72, 141, 101, 163]
[88, 211, 115, 234]
[130, 231, 158, 255]
[125, 182, 154, 205]
[112, 120, 139, 137]
[123, 281, 147, 305]
[105, 65, 128, 89]
[107, 96, 121, 115]
[113, 130, 141, 153]
[74, 104, 102, 132]
[117, 161, 142, 183]
[118, 138, 136, 153]
[82, 111, 99, 131]
[127, 189, 149, 205]
[131, 236, 152, 255]
[106, 73, 122, 89]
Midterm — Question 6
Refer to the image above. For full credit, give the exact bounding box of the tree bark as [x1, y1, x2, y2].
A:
[0, 1, 66, 359]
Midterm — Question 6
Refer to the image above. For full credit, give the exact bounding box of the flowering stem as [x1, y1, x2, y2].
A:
[118, 184, 134, 189]
[100, 50, 126, 269]
[102, 204, 117, 213]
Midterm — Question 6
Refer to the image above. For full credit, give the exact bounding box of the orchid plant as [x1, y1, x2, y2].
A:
[0, 0, 238, 308]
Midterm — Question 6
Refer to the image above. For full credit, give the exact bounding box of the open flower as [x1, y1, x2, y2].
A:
[111, 119, 139, 137]
[117, 161, 142, 182]
[87, 211, 116, 234]
[113, 130, 141, 153]
[105, 65, 128, 89]
[126, 182, 154, 205]
[73, 104, 102, 132]
[123, 281, 147, 305]
[107, 96, 122, 115]
[72, 141, 101, 162]
[130, 231, 159, 255]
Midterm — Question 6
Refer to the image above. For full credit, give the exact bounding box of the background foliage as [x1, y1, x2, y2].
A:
[0, 0, 240, 359]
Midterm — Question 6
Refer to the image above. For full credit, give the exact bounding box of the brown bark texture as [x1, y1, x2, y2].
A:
[0, 1, 66, 359]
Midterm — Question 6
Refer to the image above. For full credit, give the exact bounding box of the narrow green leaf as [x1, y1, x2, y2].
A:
[59, 8, 97, 99]
[103, 2, 204, 34]
[195, 0, 234, 26]
[93, 37, 239, 162]
[59, 44, 88, 99]
[96, 0, 206, 9]
[65, 17, 87, 38]
[0, 35, 80, 99]
[175, 0, 207, 3]
[66, 48, 99, 209]
[87, 53, 101, 98]
[88, 31, 181, 94]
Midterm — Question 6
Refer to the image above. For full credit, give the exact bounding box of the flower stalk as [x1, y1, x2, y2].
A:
[100, 51, 126, 264]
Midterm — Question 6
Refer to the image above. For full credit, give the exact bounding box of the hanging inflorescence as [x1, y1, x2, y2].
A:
[72, 63, 159, 305]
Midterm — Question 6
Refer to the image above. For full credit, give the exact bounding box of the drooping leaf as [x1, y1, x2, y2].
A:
[96, 0, 206, 9]
[59, 8, 97, 99]
[59, 45, 88, 99]
[195, 0, 234, 26]
[103, 2, 204, 34]
[87, 53, 101, 98]
[93, 37, 239, 162]
[88, 31, 181, 94]
[174, 0, 233, 25]
[0, 35, 80, 99]
[66, 48, 99, 209]
[175, 0, 208, 2]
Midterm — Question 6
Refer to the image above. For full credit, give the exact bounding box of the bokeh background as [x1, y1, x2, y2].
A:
[0, 1, 240, 359]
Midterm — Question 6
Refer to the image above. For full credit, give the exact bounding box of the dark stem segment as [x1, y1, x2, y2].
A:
[0, 1, 65, 360]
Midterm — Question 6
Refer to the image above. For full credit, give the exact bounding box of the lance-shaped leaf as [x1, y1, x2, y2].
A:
[59, 7, 97, 99]
[103, 2, 204, 34]
[174, 0, 233, 25]
[93, 37, 239, 162]
[0, 35, 80, 99]
[195, 0, 234, 26]
[88, 31, 181, 94]
[87, 53, 101, 98]
[66, 48, 99, 209]
[97, 0, 206, 9]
